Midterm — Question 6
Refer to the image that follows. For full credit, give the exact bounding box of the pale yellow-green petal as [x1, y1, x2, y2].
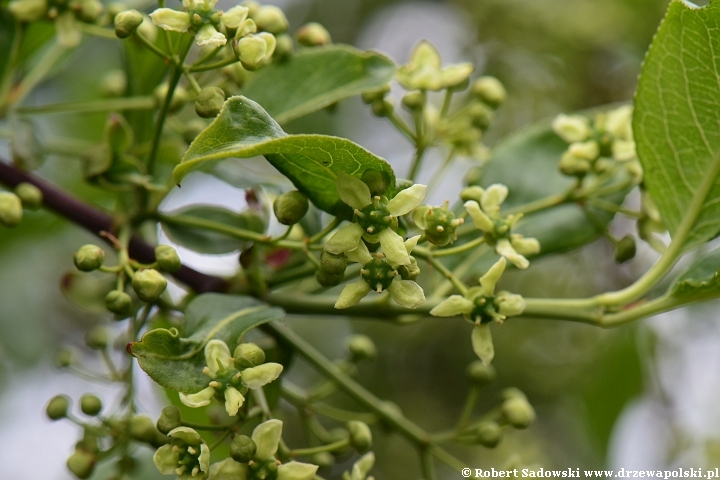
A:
[409, 40, 441, 70]
[220, 5, 249, 29]
[378, 228, 410, 266]
[387, 184, 427, 216]
[179, 386, 216, 408]
[471, 324, 494, 366]
[277, 461, 319, 480]
[480, 184, 508, 217]
[205, 339, 233, 375]
[208, 458, 248, 480]
[168, 426, 203, 445]
[495, 238, 529, 270]
[351, 452, 375, 480]
[386, 279, 425, 309]
[149, 8, 191, 32]
[196, 24, 227, 47]
[335, 281, 371, 309]
[241, 363, 283, 389]
[252, 419, 283, 460]
[551, 114, 591, 143]
[153, 444, 179, 475]
[479, 257, 506, 297]
[429, 295, 474, 317]
[224, 386, 245, 416]
[199, 443, 211, 472]
[404, 235, 421, 254]
[497, 291, 526, 317]
[336, 172, 371, 211]
[510, 234, 540, 256]
[346, 241, 372, 265]
[464, 201, 494, 233]
[325, 223, 364, 255]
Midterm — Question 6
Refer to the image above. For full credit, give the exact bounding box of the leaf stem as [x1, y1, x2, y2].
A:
[16, 96, 156, 115]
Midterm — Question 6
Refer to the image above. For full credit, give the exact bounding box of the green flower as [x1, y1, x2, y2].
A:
[341, 452, 375, 480]
[154, 427, 210, 479]
[249, 420, 319, 480]
[179, 340, 282, 416]
[396, 40, 474, 91]
[325, 173, 426, 267]
[335, 236, 425, 309]
[150, 0, 253, 47]
[464, 184, 540, 269]
[430, 258, 525, 365]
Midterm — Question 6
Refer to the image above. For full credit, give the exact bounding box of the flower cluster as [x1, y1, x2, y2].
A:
[462, 184, 540, 269]
[179, 339, 283, 417]
[8, 0, 104, 47]
[430, 257, 525, 365]
[552, 105, 642, 180]
[150, 0, 284, 69]
[154, 427, 211, 480]
[324, 173, 427, 309]
[396, 41, 474, 92]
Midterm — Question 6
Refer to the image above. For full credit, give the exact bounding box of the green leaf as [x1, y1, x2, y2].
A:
[242, 45, 395, 124]
[130, 294, 284, 392]
[161, 205, 266, 255]
[481, 118, 627, 254]
[634, 0, 720, 250]
[669, 247, 720, 300]
[174, 96, 396, 217]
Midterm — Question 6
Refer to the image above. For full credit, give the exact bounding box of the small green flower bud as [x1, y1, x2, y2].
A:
[195, 87, 226, 118]
[361, 84, 390, 105]
[114, 9, 143, 38]
[320, 251, 347, 276]
[100, 70, 127, 98]
[401, 91, 424, 111]
[80, 394, 103, 416]
[397, 256, 420, 281]
[273, 190, 309, 225]
[252, 5, 288, 34]
[466, 360, 496, 385]
[73, 244, 105, 271]
[84, 326, 108, 350]
[371, 98, 394, 117]
[346, 421, 372, 454]
[501, 397, 535, 429]
[229, 434, 257, 463]
[153, 83, 189, 113]
[77, 0, 104, 22]
[297, 22, 331, 47]
[347, 334, 376, 361]
[183, 119, 207, 144]
[46, 395, 70, 420]
[155, 245, 182, 272]
[273, 33, 294, 60]
[614, 235, 636, 264]
[558, 150, 591, 177]
[8, 0, 47, 22]
[233, 342, 266, 369]
[315, 269, 344, 287]
[475, 421, 501, 448]
[361, 169, 391, 196]
[14, 182, 43, 210]
[130, 415, 158, 443]
[471, 76, 507, 109]
[67, 449, 96, 479]
[131, 268, 167, 303]
[0, 192, 23, 227]
[467, 103, 493, 130]
[236, 35, 268, 70]
[156, 405, 182, 434]
[55, 348, 74, 368]
[105, 290, 133, 317]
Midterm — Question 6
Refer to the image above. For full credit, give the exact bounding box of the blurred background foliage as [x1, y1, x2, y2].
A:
[5, 0, 720, 478]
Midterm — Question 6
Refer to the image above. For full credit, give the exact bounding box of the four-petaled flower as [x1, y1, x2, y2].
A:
[430, 257, 525, 365]
[325, 172, 426, 267]
[396, 40, 474, 91]
[335, 235, 425, 309]
[464, 184, 540, 269]
[179, 339, 283, 416]
[154, 427, 211, 480]
[150, 0, 250, 46]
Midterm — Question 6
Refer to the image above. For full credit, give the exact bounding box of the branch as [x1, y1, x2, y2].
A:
[0, 160, 228, 293]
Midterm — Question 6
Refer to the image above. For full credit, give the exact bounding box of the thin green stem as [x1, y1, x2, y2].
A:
[133, 31, 171, 62]
[386, 111, 416, 143]
[181, 420, 239, 431]
[429, 445, 465, 472]
[265, 321, 433, 447]
[0, 21, 23, 111]
[288, 438, 350, 457]
[9, 42, 67, 109]
[78, 23, 118, 40]
[587, 197, 642, 219]
[183, 69, 202, 94]
[432, 235, 485, 258]
[208, 429, 233, 450]
[421, 448, 438, 480]
[16, 96, 155, 115]
[456, 385, 481, 428]
[440, 89, 454, 118]
[309, 218, 341, 244]
[427, 148, 456, 195]
[190, 55, 239, 72]
[413, 246, 468, 295]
